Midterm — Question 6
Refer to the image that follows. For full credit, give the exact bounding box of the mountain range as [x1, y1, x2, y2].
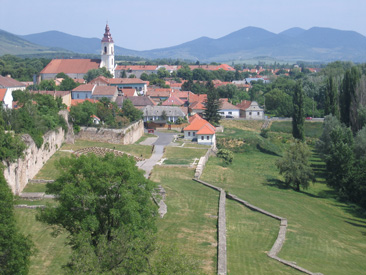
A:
[1, 26, 366, 62]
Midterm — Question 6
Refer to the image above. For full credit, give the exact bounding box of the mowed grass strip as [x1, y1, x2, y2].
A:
[221, 119, 264, 132]
[33, 151, 72, 180]
[150, 167, 218, 275]
[201, 151, 366, 275]
[61, 139, 153, 159]
[270, 121, 323, 138]
[15, 209, 71, 275]
[163, 146, 208, 165]
[226, 200, 300, 275]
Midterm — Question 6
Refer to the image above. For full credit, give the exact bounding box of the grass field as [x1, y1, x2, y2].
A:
[270, 121, 323, 138]
[163, 146, 208, 165]
[61, 139, 153, 159]
[15, 209, 70, 275]
[201, 148, 366, 274]
[221, 119, 264, 132]
[150, 167, 219, 274]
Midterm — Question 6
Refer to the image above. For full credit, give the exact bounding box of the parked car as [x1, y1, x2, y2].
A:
[225, 115, 234, 118]
[306, 117, 313, 120]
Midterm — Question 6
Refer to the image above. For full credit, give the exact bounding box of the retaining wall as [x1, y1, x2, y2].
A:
[194, 146, 216, 179]
[76, 120, 144, 145]
[3, 129, 66, 195]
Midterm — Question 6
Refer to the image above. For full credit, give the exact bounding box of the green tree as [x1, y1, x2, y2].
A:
[58, 77, 78, 91]
[38, 153, 157, 274]
[39, 79, 56, 91]
[0, 172, 33, 274]
[203, 81, 222, 125]
[157, 67, 170, 79]
[292, 80, 305, 141]
[121, 99, 142, 122]
[217, 149, 234, 166]
[276, 141, 314, 191]
[264, 88, 293, 117]
[324, 76, 339, 118]
[83, 67, 113, 83]
[120, 70, 127, 78]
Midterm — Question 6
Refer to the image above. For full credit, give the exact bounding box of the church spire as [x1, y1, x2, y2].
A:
[102, 24, 114, 43]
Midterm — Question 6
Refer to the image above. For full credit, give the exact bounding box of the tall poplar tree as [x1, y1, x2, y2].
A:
[325, 76, 339, 118]
[203, 81, 222, 125]
[292, 80, 305, 141]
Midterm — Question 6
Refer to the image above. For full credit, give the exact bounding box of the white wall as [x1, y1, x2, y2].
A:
[220, 109, 240, 118]
[184, 130, 197, 140]
[245, 110, 264, 120]
[197, 134, 215, 145]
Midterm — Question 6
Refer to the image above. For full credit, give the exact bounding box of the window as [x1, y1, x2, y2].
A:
[104, 46, 107, 54]
[77, 94, 79, 99]
[201, 136, 204, 140]
[188, 132, 191, 136]
[258, 112, 260, 115]
[228, 111, 232, 114]
[249, 112, 252, 115]
[207, 136, 209, 140]
[193, 132, 195, 136]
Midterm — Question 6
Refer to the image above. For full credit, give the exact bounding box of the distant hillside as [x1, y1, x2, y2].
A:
[3, 26, 366, 62]
[0, 29, 70, 56]
[20, 31, 140, 57]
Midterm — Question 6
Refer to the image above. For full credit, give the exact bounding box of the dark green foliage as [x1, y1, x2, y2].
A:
[217, 149, 234, 166]
[120, 70, 127, 78]
[121, 99, 143, 122]
[340, 67, 361, 128]
[203, 81, 221, 125]
[265, 88, 293, 117]
[38, 153, 157, 273]
[1, 91, 66, 148]
[0, 116, 26, 163]
[324, 76, 339, 118]
[69, 101, 97, 131]
[276, 141, 314, 191]
[39, 79, 56, 91]
[0, 172, 33, 274]
[58, 77, 79, 91]
[83, 67, 113, 83]
[292, 80, 305, 140]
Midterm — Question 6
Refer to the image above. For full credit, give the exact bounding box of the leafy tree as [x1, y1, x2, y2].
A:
[58, 77, 78, 91]
[203, 81, 221, 125]
[39, 79, 56, 91]
[83, 67, 113, 83]
[157, 68, 170, 79]
[316, 115, 342, 158]
[292, 80, 305, 141]
[120, 70, 127, 78]
[264, 88, 293, 117]
[128, 74, 136, 78]
[354, 126, 366, 160]
[324, 76, 339, 118]
[69, 100, 97, 131]
[177, 65, 192, 80]
[140, 72, 149, 81]
[217, 149, 234, 166]
[0, 172, 33, 274]
[38, 153, 157, 274]
[276, 141, 314, 191]
[55, 72, 68, 79]
[121, 99, 142, 122]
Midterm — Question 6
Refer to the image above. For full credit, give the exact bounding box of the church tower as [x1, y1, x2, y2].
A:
[100, 24, 115, 77]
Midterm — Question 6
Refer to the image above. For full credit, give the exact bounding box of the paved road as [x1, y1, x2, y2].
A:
[137, 131, 176, 178]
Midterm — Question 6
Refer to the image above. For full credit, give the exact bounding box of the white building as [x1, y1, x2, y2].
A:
[100, 24, 115, 76]
[0, 75, 26, 109]
[183, 114, 216, 146]
[219, 99, 240, 118]
[236, 100, 264, 120]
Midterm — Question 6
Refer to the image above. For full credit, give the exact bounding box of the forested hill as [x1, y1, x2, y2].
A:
[2, 26, 366, 62]
[0, 29, 71, 56]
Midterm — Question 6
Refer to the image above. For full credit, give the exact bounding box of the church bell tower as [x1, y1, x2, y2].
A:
[100, 24, 115, 77]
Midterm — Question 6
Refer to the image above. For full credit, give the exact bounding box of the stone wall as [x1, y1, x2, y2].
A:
[194, 146, 216, 179]
[76, 120, 144, 145]
[3, 128, 67, 195]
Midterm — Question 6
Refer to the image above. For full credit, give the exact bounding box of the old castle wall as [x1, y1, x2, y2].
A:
[76, 120, 144, 145]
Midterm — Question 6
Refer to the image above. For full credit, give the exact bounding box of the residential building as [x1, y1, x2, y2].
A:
[219, 99, 240, 118]
[92, 86, 118, 101]
[183, 114, 216, 146]
[161, 94, 184, 106]
[236, 100, 264, 119]
[142, 106, 186, 123]
[116, 96, 156, 109]
[114, 65, 158, 78]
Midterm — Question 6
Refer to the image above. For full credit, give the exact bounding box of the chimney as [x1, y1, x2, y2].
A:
[6, 74, 11, 78]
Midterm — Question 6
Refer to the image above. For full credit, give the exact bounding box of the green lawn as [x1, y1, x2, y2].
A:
[163, 147, 208, 165]
[201, 150, 366, 275]
[33, 151, 72, 180]
[22, 183, 48, 193]
[150, 167, 218, 275]
[270, 121, 323, 138]
[61, 139, 153, 159]
[15, 209, 71, 275]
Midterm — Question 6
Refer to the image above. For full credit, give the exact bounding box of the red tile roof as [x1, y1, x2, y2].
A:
[220, 99, 239, 110]
[71, 98, 99, 106]
[146, 90, 171, 98]
[162, 94, 184, 106]
[107, 78, 148, 85]
[184, 116, 215, 134]
[72, 84, 95, 92]
[236, 100, 252, 110]
[0, 89, 6, 101]
[115, 65, 158, 71]
[0, 75, 26, 88]
[121, 88, 137, 97]
[190, 101, 206, 110]
[93, 86, 117, 96]
[41, 59, 101, 74]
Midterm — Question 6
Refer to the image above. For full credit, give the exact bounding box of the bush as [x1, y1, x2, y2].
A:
[217, 149, 234, 166]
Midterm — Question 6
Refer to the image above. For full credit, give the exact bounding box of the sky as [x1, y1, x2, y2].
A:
[1, 0, 366, 51]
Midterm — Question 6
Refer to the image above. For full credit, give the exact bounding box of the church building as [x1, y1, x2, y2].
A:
[40, 24, 116, 81]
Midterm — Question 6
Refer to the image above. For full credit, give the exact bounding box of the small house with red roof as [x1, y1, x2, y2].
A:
[236, 100, 264, 119]
[162, 94, 184, 106]
[183, 114, 216, 145]
[219, 99, 240, 118]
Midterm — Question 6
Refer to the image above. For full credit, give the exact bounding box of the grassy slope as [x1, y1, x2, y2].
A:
[15, 209, 70, 275]
[150, 167, 219, 275]
[163, 146, 207, 165]
[201, 136, 366, 274]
